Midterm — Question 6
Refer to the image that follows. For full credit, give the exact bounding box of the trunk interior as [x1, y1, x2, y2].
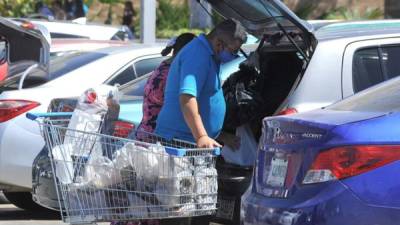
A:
[258, 48, 304, 116]
[223, 46, 304, 140]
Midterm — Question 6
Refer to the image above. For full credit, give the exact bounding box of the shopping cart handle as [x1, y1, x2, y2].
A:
[26, 112, 73, 120]
[165, 147, 221, 156]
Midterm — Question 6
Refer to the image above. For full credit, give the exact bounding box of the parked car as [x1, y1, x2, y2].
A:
[0, 44, 166, 211]
[206, 0, 400, 116]
[50, 39, 129, 57]
[12, 18, 134, 41]
[242, 74, 400, 225]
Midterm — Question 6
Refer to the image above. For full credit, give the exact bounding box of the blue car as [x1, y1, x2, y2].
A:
[241, 76, 400, 225]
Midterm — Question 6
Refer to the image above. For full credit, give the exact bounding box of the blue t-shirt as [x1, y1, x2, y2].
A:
[155, 34, 226, 142]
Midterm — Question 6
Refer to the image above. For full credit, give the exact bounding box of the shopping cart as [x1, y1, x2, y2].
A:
[27, 112, 220, 225]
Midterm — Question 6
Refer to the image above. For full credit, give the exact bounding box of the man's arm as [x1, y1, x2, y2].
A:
[180, 94, 221, 148]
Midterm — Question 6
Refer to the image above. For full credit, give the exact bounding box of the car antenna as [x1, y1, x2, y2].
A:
[257, 0, 310, 63]
[196, 0, 249, 58]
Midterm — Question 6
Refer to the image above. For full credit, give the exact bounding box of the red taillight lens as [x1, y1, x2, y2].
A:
[278, 108, 298, 116]
[21, 22, 35, 30]
[308, 145, 400, 181]
[0, 100, 40, 122]
[113, 121, 135, 138]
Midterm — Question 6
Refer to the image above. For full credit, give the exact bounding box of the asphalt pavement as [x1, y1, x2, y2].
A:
[0, 204, 109, 225]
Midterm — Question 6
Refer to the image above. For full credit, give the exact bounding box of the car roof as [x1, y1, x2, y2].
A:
[29, 19, 122, 40]
[50, 39, 129, 52]
[90, 43, 165, 55]
[315, 20, 400, 42]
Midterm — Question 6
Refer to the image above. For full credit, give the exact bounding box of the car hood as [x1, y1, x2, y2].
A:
[0, 17, 50, 76]
[204, 0, 316, 52]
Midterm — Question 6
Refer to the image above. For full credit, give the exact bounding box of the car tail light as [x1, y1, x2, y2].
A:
[303, 145, 400, 184]
[0, 100, 40, 122]
[278, 108, 298, 116]
[113, 120, 134, 138]
[20, 22, 35, 30]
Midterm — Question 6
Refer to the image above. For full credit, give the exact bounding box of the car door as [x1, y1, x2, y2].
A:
[342, 37, 400, 97]
[105, 55, 166, 86]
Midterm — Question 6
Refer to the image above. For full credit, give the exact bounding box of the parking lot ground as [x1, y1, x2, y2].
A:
[0, 204, 108, 225]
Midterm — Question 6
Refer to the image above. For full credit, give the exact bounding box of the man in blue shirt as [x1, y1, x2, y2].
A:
[155, 19, 247, 148]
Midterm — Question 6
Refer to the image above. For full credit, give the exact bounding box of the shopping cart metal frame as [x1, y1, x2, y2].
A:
[27, 112, 220, 225]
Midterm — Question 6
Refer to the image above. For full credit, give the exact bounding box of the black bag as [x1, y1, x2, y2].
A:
[222, 63, 265, 132]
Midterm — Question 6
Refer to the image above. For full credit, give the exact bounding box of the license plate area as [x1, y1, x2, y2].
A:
[265, 157, 288, 187]
[256, 151, 292, 198]
[216, 196, 236, 220]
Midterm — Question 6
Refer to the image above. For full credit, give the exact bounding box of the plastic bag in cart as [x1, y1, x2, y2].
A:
[52, 85, 120, 185]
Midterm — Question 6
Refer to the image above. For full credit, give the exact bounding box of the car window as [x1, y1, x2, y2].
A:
[50, 33, 88, 39]
[329, 77, 400, 112]
[134, 57, 167, 78]
[108, 65, 136, 86]
[33, 51, 107, 80]
[353, 48, 383, 93]
[111, 31, 127, 41]
[119, 72, 151, 97]
[353, 46, 400, 93]
[0, 51, 107, 90]
[0, 41, 6, 64]
[381, 46, 400, 79]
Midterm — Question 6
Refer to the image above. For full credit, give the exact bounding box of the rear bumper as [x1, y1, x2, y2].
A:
[0, 117, 44, 190]
[241, 182, 400, 225]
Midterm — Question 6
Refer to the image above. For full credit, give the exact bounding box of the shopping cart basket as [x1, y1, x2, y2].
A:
[27, 112, 220, 225]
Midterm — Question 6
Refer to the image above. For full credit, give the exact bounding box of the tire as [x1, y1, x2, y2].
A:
[3, 192, 49, 212]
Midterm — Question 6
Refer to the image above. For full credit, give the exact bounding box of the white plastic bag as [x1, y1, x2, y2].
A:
[52, 85, 120, 184]
[221, 124, 258, 166]
[52, 144, 74, 184]
[82, 154, 122, 188]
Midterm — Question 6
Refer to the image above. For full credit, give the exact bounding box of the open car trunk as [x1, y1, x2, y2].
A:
[223, 45, 304, 140]
[0, 17, 50, 92]
[203, 0, 314, 140]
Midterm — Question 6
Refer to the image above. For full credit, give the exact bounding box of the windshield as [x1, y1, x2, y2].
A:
[0, 51, 107, 90]
[328, 77, 400, 113]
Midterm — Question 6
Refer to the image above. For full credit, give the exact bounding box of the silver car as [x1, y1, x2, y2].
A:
[206, 0, 400, 117]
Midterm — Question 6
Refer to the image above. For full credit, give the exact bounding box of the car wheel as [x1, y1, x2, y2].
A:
[3, 192, 49, 212]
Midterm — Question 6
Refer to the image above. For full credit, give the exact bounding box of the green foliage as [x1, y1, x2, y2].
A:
[321, 7, 383, 20]
[156, 0, 189, 30]
[294, 3, 317, 20]
[0, 0, 38, 17]
[156, 28, 209, 39]
[98, 0, 121, 4]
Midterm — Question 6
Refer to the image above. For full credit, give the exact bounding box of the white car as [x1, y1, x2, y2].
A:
[13, 18, 133, 41]
[0, 44, 165, 210]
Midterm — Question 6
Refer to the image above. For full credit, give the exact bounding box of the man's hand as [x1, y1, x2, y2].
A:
[197, 135, 222, 148]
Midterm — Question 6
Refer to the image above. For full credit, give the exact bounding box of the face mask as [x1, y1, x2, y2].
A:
[218, 49, 238, 63]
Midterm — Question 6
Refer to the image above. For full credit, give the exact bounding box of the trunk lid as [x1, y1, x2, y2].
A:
[0, 18, 50, 78]
[204, 0, 316, 56]
[256, 110, 385, 198]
